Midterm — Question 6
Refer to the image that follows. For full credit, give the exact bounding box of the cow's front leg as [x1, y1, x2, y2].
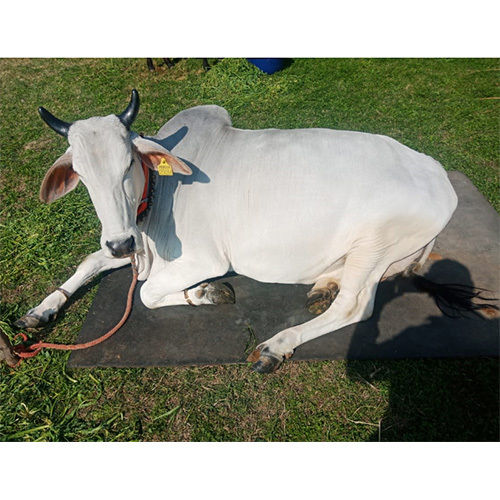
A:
[140, 260, 233, 309]
[15, 250, 130, 328]
[142, 282, 235, 308]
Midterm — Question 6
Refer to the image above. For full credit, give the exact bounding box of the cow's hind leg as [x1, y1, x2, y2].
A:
[249, 246, 401, 373]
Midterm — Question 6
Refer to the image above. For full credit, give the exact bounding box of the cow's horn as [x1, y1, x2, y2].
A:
[38, 107, 72, 137]
[117, 89, 140, 129]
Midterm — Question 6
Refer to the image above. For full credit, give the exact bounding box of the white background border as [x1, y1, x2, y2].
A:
[1, 1, 498, 497]
[1, 0, 499, 56]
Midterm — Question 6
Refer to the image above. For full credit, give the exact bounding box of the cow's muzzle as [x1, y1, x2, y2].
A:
[106, 236, 135, 258]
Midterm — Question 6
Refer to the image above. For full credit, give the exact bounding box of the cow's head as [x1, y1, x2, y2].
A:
[38, 90, 192, 258]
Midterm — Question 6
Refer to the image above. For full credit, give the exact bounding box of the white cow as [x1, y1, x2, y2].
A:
[17, 90, 459, 372]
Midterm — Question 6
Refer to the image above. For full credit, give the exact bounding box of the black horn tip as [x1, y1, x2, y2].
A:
[117, 89, 140, 130]
[38, 106, 51, 121]
[38, 106, 72, 138]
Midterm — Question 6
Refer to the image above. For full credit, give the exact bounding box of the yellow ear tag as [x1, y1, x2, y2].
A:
[157, 157, 173, 176]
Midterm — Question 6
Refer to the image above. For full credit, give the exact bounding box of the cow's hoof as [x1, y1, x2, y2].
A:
[247, 345, 285, 374]
[14, 314, 44, 329]
[306, 286, 338, 315]
[201, 282, 236, 305]
[479, 306, 500, 319]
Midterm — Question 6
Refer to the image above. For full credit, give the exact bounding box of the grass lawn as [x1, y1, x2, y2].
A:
[0, 58, 498, 441]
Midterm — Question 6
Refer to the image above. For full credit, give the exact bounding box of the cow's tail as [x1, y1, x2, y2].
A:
[410, 272, 499, 319]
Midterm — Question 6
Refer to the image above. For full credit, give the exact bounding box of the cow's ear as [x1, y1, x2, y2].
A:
[132, 136, 192, 176]
[39, 149, 79, 203]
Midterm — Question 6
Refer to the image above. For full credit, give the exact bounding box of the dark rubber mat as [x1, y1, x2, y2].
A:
[68, 171, 499, 367]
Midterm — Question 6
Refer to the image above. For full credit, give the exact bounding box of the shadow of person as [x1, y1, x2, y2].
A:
[345, 259, 499, 441]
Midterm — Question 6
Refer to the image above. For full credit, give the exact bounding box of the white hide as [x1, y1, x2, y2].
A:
[137, 105, 457, 286]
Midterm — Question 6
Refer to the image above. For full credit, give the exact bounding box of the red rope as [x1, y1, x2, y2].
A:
[136, 160, 150, 218]
[13, 255, 138, 361]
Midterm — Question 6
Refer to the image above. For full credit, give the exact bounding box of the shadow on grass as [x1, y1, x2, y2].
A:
[346, 259, 499, 441]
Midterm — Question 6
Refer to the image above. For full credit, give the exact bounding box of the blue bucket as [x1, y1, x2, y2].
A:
[247, 58, 286, 75]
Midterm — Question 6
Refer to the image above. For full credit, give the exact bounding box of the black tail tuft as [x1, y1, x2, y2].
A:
[410, 273, 499, 319]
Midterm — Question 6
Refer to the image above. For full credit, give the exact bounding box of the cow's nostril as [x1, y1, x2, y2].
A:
[106, 236, 135, 257]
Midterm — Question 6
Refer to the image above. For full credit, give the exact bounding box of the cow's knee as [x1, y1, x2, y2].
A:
[140, 281, 164, 309]
[333, 288, 373, 322]
[335, 286, 378, 325]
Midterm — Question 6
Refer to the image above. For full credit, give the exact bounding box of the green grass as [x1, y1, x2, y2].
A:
[0, 58, 498, 441]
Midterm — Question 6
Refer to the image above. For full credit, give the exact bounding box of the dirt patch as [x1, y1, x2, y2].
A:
[23, 137, 54, 151]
